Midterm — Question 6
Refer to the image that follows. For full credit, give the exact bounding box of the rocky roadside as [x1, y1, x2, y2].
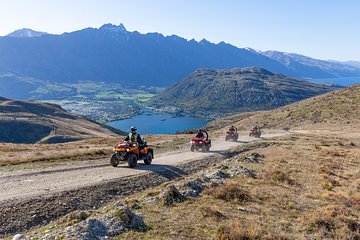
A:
[1, 142, 276, 239]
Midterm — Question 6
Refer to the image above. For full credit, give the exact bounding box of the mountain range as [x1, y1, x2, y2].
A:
[0, 23, 359, 95]
[151, 67, 334, 118]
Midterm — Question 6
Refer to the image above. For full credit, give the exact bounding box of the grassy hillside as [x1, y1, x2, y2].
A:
[0, 97, 121, 144]
[22, 132, 360, 240]
[152, 67, 333, 118]
[208, 83, 360, 131]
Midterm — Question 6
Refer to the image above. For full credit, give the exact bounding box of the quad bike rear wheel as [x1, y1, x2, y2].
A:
[110, 153, 120, 167]
[128, 153, 138, 168]
[144, 152, 152, 165]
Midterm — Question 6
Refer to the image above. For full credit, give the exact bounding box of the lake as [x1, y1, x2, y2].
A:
[107, 112, 209, 134]
[309, 77, 360, 86]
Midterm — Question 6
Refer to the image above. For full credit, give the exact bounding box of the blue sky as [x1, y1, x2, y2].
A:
[0, 0, 359, 61]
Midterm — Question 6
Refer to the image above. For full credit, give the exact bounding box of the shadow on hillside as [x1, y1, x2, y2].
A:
[117, 163, 187, 180]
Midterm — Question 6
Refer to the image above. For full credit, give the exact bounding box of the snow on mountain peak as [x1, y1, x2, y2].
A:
[6, 28, 48, 38]
[99, 23, 127, 32]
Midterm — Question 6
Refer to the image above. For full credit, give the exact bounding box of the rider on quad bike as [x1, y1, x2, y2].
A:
[249, 125, 261, 138]
[225, 125, 238, 141]
[110, 126, 154, 168]
[124, 126, 143, 145]
[191, 129, 211, 152]
[195, 129, 205, 139]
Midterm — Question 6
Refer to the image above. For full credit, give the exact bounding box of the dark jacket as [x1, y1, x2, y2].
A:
[195, 131, 205, 138]
[125, 132, 143, 144]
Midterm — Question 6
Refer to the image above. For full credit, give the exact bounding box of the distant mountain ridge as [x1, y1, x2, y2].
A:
[0, 23, 359, 91]
[343, 60, 360, 68]
[261, 50, 360, 79]
[151, 67, 334, 118]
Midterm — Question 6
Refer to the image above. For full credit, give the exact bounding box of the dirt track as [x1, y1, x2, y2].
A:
[0, 137, 247, 202]
[0, 132, 286, 237]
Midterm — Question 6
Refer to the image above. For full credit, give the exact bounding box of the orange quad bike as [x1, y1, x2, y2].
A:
[110, 141, 154, 168]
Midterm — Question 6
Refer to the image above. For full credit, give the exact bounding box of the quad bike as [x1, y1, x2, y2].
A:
[225, 126, 238, 141]
[110, 141, 154, 168]
[190, 130, 211, 152]
[249, 128, 261, 138]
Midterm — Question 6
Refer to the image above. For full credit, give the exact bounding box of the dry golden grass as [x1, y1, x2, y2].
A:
[115, 130, 360, 240]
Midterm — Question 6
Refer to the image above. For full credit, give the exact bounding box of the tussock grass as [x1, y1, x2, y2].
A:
[205, 181, 251, 202]
[264, 169, 296, 185]
[60, 211, 91, 227]
[216, 221, 291, 240]
[200, 205, 226, 220]
[216, 222, 261, 240]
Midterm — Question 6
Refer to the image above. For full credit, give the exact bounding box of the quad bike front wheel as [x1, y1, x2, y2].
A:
[144, 152, 153, 165]
[110, 153, 120, 167]
[128, 153, 138, 168]
[205, 145, 210, 152]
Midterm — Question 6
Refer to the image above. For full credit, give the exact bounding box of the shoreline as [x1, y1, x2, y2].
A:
[103, 109, 211, 135]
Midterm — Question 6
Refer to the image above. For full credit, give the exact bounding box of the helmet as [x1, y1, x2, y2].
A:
[130, 126, 137, 132]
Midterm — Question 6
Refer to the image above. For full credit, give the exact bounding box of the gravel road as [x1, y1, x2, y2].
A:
[0, 132, 286, 237]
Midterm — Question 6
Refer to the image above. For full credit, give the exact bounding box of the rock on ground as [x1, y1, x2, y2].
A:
[41, 202, 146, 240]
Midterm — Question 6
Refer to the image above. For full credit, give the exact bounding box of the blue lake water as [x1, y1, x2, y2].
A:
[309, 77, 360, 86]
[107, 112, 209, 134]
